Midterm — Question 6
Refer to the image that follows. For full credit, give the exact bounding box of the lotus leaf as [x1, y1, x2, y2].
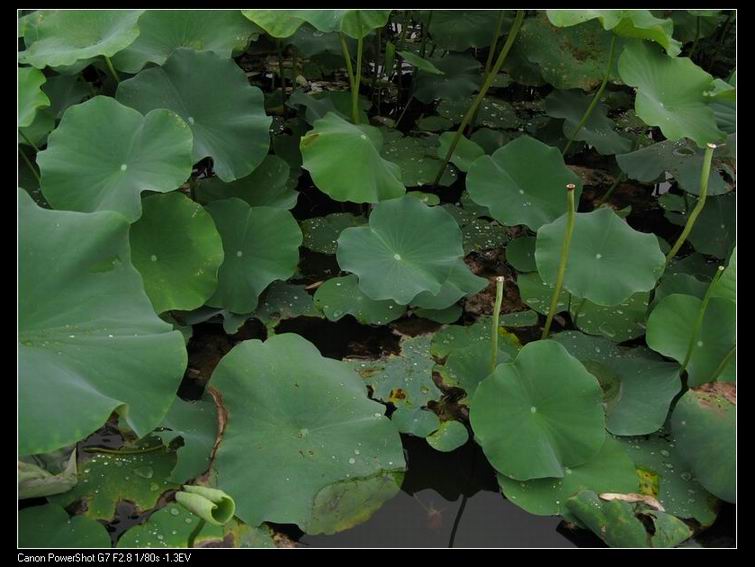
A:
[315, 275, 405, 325]
[428, 10, 505, 51]
[18, 66, 50, 128]
[19, 447, 77, 500]
[205, 199, 302, 314]
[116, 503, 226, 548]
[381, 133, 458, 187]
[470, 340, 606, 480]
[413, 54, 482, 104]
[19, 191, 187, 456]
[437, 132, 485, 173]
[506, 236, 537, 272]
[466, 135, 582, 231]
[410, 262, 487, 311]
[391, 407, 441, 438]
[572, 292, 650, 343]
[117, 49, 271, 182]
[427, 421, 469, 452]
[517, 271, 570, 316]
[37, 96, 193, 222]
[665, 193, 736, 259]
[438, 96, 519, 129]
[40, 74, 89, 120]
[337, 196, 464, 304]
[255, 282, 322, 331]
[301, 213, 367, 254]
[710, 247, 736, 304]
[414, 306, 462, 324]
[431, 316, 519, 359]
[288, 89, 370, 125]
[19, 504, 110, 548]
[500, 310, 539, 328]
[210, 333, 406, 531]
[398, 50, 443, 75]
[437, 340, 515, 403]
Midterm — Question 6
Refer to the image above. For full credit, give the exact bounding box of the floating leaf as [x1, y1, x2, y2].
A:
[414, 305, 462, 324]
[665, 193, 735, 259]
[19, 504, 110, 548]
[437, 132, 485, 172]
[572, 292, 650, 343]
[301, 112, 405, 203]
[506, 236, 537, 272]
[466, 135, 582, 231]
[117, 48, 272, 182]
[130, 192, 224, 313]
[413, 53, 481, 103]
[41, 74, 89, 119]
[205, 199, 302, 314]
[427, 421, 469, 452]
[116, 502, 225, 548]
[438, 96, 519, 129]
[517, 271, 570, 315]
[18, 66, 50, 128]
[391, 407, 441, 438]
[314, 275, 405, 325]
[380, 133, 457, 188]
[500, 310, 539, 327]
[470, 340, 605, 480]
[211, 334, 406, 531]
[37, 96, 193, 222]
[410, 262, 487, 311]
[19, 191, 187, 456]
[337, 196, 464, 304]
[301, 213, 366, 254]
[438, 340, 514, 403]
[255, 282, 321, 330]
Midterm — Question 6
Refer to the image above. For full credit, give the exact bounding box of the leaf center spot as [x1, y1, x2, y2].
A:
[360, 134, 367, 140]
[530, 406, 537, 413]
[120, 164, 128, 171]
[150, 254, 158, 262]
[236, 250, 243, 257]
[393, 253, 402, 261]
[595, 253, 603, 260]
[697, 340, 704, 347]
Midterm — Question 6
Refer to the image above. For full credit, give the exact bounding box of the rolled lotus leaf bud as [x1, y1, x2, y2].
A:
[175, 485, 236, 526]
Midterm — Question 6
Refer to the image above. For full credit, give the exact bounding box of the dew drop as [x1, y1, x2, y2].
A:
[120, 164, 128, 171]
[393, 253, 402, 261]
[150, 254, 158, 262]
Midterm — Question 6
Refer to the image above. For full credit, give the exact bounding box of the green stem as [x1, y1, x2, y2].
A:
[395, 94, 413, 128]
[339, 33, 358, 123]
[491, 276, 505, 372]
[104, 55, 120, 84]
[542, 185, 577, 339]
[666, 143, 716, 264]
[420, 12, 433, 58]
[187, 518, 206, 548]
[571, 297, 587, 327]
[276, 40, 285, 97]
[19, 146, 41, 184]
[689, 16, 701, 59]
[563, 34, 616, 155]
[352, 36, 364, 124]
[483, 11, 506, 80]
[20, 130, 40, 153]
[432, 10, 524, 186]
[595, 172, 626, 208]
[710, 346, 736, 382]
[681, 266, 724, 373]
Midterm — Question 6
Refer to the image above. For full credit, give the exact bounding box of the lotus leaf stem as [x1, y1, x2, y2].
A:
[276, 40, 285, 97]
[20, 131, 40, 153]
[562, 34, 616, 156]
[339, 33, 358, 122]
[595, 172, 626, 208]
[353, 36, 364, 125]
[681, 265, 724, 373]
[542, 184, 577, 339]
[187, 519, 205, 548]
[19, 146, 41, 184]
[104, 56, 120, 84]
[483, 11, 506, 81]
[432, 10, 524, 186]
[175, 485, 236, 526]
[710, 346, 736, 382]
[420, 12, 433, 58]
[665, 143, 717, 264]
[491, 276, 505, 372]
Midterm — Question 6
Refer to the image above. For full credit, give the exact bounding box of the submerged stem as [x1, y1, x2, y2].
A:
[542, 185, 577, 339]
[432, 10, 524, 186]
[666, 143, 717, 264]
[491, 276, 505, 372]
[563, 34, 616, 155]
[681, 265, 725, 374]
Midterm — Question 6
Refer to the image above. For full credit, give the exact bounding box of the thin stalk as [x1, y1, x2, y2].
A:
[276, 40, 285, 96]
[104, 55, 120, 84]
[542, 185, 577, 339]
[352, 36, 364, 124]
[710, 346, 736, 382]
[595, 172, 626, 207]
[19, 130, 39, 153]
[681, 265, 724, 373]
[395, 94, 413, 128]
[689, 16, 702, 59]
[19, 146, 41, 184]
[432, 10, 524, 186]
[571, 297, 587, 327]
[491, 276, 505, 372]
[448, 494, 468, 548]
[372, 28, 381, 102]
[339, 33, 357, 121]
[666, 143, 717, 264]
[420, 12, 433, 58]
[563, 34, 616, 155]
[483, 11, 506, 80]
[187, 518, 206, 548]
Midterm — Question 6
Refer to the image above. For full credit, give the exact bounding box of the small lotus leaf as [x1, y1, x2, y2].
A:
[665, 193, 736, 259]
[427, 421, 469, 452]
[18, 66, 50, 128]
[506, 236, 537, 272]
[255, 282, 322, 331]
[438, 96, 519, 129]
[414, 306, 462, 324]
[19, 504, 110, 548]
[572, 292, 650, 343]
[391, 407, 441, 438]
[398, 50, 443, 75]
[410, 262, 487, 311]
[116, 503, 226, 548]
[437, 132, 485, 173]
[315, 275, 406, 325]
[437, 340, 514, 403]
[301, 213, 367, 254]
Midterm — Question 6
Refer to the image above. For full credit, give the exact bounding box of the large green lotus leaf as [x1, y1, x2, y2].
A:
[710, 247, 736, 304]
[18, 66, 50, 128]
[572, 292, 650, 343]
[37, 96, 193, 222]
[156, 396, 217, 483]
[618, 428, 720, 526]
[391, 407, 440, 438]
[112, 10, 259, 73]
[546, 10, 681, 56]
[544, 90, 631, 155]
[255, 282, 322, 331]
[117, 49, 271, 182]
[241, 10, 309, 38]
[348, 334, 441, 407]
[410, 262, 487, 311]
[19, 504, 111, 548]
[301, 213, 367, 254]
[671, 386, 736, 503]
[52, 441, 178, 520]
[427, 421, 469, 452]
[413, 54, 482, 104]
[517, 14, 618, 91]
[116, 502, 225, 548]
[337, 196, 464, 304]
[616, 139, 733, 196]
[315, 275, 405, 325]
[665, 193, 736, 259]
[536, 207, 665, 306]
[195, 155, 297, 210]
[301, 112, 404, 203]
[211, 334, 406, 531]
[428, 10, 504, 51]
[205, 199, 302, 314]
[470, 340, 606, 480]
[18, 192, 187, 456]
[438, 96, 519, 129]
[466, 135, 582, 231]
[498, 437, 638, 516]
[18, 10, 143, 69]
[646, 294, 735, 387]
[437, 132, 485, 173]
[380, 133, 458, 188]
[618, 40, 724, 147]
[245, 10, 389, 40]
[130, 192, 223, 313]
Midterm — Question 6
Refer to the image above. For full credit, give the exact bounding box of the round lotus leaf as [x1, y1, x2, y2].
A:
[18, 66, 50, 128]
[297, 10, 391, 40]
[428, 10, 503, 51]
[544, 89, 631, 155]
[410, 262, 487, 310]
[572, 292, 650, 343]
[37, 96, 193, 222]
[671, 386, 735, 503]
[646, 294, 735, 387]
[437, 132, 485, 173]
[438, 96, 519, 129]
[116, 502, 225, 548]
[130, 192, 224, 313]
[427, 421, 469, 452]
[506, 236, 537, 272]
[470, 340, 606, 481]
[413, 53, 482, 104]
[618, 40, 724, 147]
[380, 133, 458, 188]
[301, 212, 367, 254]
[117, 48, 272, 183]
[416, 115, 453, 132]
[466, 135, 582, 231]
[196, 155, 297, 210]
[19, 504, 111, 548]
[336, 196, 464, 304]
[547, 9, 681, 56]
[18, 191, 187, 456]
[315, 275, 405, 325]
[406, 191, 441, 206]
[205, 199, 302, 314]
[536, 207, 665, 306]
[18, 10, 143, 69]
[211, 333, 406, 531]
[301, 112, 405, 203]
[391, 407, 441, 438]
[112, 10, 259, 73]
[441, 204, 508, 254]
[498, 436, 638, 516]
[255, 282, 322, 331]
